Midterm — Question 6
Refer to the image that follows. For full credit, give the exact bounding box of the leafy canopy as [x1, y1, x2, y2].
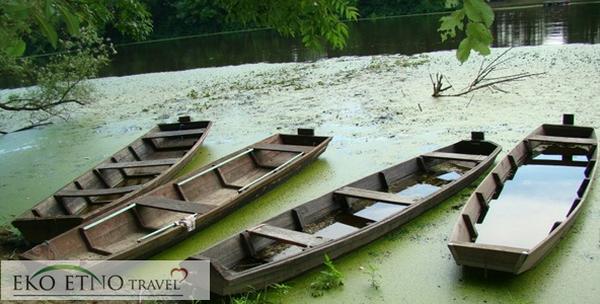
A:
[439, 0, 495, 62]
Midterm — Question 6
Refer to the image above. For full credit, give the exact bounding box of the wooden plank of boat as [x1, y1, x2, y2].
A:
[20, 129, 333, 261]
[143, 128, 207, 139]
[334, 187, 414, 205]
[183, 132, 501, 295]
[527, 134, 597, 146]
[95, 158, 180, 170]
[247, 224, 331, 248]
[55, 185, 143, 198]
[448, 114, 597, 274]
[12, 117, 213, 244]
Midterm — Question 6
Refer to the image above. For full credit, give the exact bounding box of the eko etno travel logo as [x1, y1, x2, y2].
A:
[1, 260, 210, 300]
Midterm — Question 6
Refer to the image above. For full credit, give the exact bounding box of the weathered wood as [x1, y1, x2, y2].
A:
[527, 134, 597, 146]
[449, 120, 598, 275]
[143, 128, 206, 139]
[252, 143, 313, 153]
[334, 186, 414, 205]
[12, 119, 212, 244]
[20, 131, 332, 261]
[135, 196, 215, 214]
[96, 158, 179, 170]
[462, 214, 478, 242]
[248, 224, 330, 248]
[475, 192, 488, 223]
[55, 185, 142, 197]
[182, 137, 501, 295]
[422, 151, 487, 162]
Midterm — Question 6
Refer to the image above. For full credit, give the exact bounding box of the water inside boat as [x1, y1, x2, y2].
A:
[475, 147, 589, 249]
[232, 162, 471, 270]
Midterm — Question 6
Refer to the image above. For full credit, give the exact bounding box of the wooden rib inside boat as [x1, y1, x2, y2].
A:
[20, 130, 332, 260]
[12, 117, 212, 244]
[448, 115, 597, 274]
[186, 133, 501, 295]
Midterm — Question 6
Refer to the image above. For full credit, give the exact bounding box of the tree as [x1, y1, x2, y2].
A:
[439, 0, 495, 62]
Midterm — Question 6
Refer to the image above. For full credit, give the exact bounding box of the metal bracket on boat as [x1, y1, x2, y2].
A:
[178, 116, 191, 123]
[297, 128, 314, 136]
[237, 152, 304, 193]
[136, 213, 198, 243]
[177, 148, 255, 186]
[563, 114, 574, 125]
[82, 203, 137, 231]
[471, 131, 485, 141]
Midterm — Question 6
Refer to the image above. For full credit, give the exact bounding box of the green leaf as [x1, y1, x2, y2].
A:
[438, 9, 465, 42]
[57, 4, 80, 36]
[4, 39, 27, 57]
[466, 22, 493, 55]
[33, 11, 58, 48]
[457, 38, 472, 63]
[464, 0, 495, 27]
[445, 0, 461, 8]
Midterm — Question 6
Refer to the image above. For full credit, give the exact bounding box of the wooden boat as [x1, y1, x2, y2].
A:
[21, 129, 332, 260]
[186, 133, 501, 295]
[12, 117, 212, 244]
[448, 115, 597, 274]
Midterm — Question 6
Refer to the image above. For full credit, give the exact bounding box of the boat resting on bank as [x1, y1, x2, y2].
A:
[21, 129, 332, 260]
[187, 133, 500, 295]
[448, 115, 597, 274]
[12, 117, 212, 244]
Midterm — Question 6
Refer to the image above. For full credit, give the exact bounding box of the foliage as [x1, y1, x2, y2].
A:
[310, 254, 344, 297]
[0, 0, 152, 58]
[217, 0, 359, 50]
[0, 29, 114, 133]
[439, 0, 495, 62]
[229, 283, 291, 304]
[360, 263, 382, 290]
[355, 0, 450, 18]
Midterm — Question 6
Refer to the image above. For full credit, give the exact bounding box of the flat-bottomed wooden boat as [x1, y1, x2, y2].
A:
[21, 129, 332, 260]
[448, 115, 597, 274]
[12, 117, 212, 244]
[187, 133, 500, 295]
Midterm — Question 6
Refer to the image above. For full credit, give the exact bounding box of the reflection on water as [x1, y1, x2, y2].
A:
[475, 152, 587, 249]
[101, 3, 600, 78]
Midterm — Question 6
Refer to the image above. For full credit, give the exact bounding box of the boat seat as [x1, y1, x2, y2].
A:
[55, 184, 142, 198]
[135, 196, 216, 214]
[422, 152, 487, 162]
[143, 128, 206, 139]
[334, 186, 415, 205]
[247, 224, 331, 248]
[252, 143, 313, 153]
[96, 158, 179, 170]
[527, 135, 597, 146]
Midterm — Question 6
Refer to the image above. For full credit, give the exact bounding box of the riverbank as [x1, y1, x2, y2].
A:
[0, 44, 599, 302]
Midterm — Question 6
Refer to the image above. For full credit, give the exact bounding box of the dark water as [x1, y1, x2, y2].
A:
[105, 3, 600, 77]
[475, 151, 588, 249]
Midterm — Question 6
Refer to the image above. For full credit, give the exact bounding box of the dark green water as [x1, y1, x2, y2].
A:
[104, 3, 600, 77]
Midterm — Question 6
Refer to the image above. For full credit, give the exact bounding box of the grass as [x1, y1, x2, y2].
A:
[229, 283, 291, 304]
[360, 263, 382, 290]
[310, 254, 344, 297]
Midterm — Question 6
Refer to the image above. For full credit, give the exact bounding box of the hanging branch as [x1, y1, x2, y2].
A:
[431, 48, 545, 98]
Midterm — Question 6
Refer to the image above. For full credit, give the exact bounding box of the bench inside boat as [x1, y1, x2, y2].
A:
[26, 120, 212, 219]
[196, 140, 499, 272]
[22, 133, 331, 260]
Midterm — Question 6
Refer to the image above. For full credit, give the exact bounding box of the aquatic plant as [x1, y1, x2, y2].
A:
[229, 283, 291, 304]
[310, 254, 344, 297]
[360, 263, 382, 290]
